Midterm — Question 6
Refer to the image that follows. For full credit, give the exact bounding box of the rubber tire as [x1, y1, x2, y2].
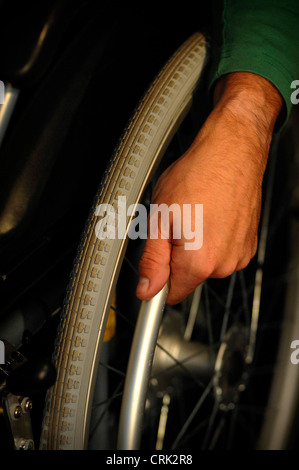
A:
[40, 33, 208, 450]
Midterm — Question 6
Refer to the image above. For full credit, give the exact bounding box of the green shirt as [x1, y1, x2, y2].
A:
[210, 0, 299, 127]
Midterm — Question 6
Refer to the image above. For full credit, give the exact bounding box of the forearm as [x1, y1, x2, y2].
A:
[193, 72, 283, 178]
[214, 72, 283, 138]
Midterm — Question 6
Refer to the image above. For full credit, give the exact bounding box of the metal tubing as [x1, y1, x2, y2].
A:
[0, 84, 19, 148]
[117, 283, 168, 450]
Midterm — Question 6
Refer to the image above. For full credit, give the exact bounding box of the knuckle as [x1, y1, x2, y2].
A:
[238, 248, 254, 270]
[212, 252, 239, 279]
[235, 258, 250, 272]
[188, 248, 216, 282]
[214, 263, 237, 279]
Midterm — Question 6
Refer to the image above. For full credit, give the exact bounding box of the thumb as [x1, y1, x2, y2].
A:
[136, 237, 171, 301]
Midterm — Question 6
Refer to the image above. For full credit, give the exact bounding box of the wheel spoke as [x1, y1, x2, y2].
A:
[238, 270, 252, 330]
[124, 255, 139, 276]
[152, 341, 219, 382]
[201, 400, 219, 449]
[220, 272, 237, 341]
[98, 361, 126, 377]
[207, 415, 226, 450]
[90, 381, 124, 439]
[203, 282, 215, 349]
[170, 379, 213, 449]
[153, 341, 208, 389]
[184, 284, 203, 341]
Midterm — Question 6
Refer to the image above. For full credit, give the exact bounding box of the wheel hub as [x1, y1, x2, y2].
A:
[213, 326, 249, 410]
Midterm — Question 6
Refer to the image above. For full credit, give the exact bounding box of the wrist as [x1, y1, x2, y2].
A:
[213, 72, 283, 145]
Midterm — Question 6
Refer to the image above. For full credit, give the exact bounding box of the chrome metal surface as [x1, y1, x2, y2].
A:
[0, 84, 19, 148]
[117, 283, 168, 450]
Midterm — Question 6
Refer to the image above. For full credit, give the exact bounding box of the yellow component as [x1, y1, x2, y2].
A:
[103, 291, 116, 342]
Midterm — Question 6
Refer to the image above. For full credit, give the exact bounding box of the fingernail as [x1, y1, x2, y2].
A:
[136, 277, 150, 295]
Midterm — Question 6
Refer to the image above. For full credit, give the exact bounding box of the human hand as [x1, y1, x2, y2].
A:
[136, 72, 283, 305]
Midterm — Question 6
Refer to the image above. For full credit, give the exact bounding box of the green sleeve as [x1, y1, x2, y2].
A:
[209, 0, 299, 127]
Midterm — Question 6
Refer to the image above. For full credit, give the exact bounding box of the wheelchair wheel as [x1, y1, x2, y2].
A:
[40, 32, 299, 450]
[40, 32, 207, 449]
